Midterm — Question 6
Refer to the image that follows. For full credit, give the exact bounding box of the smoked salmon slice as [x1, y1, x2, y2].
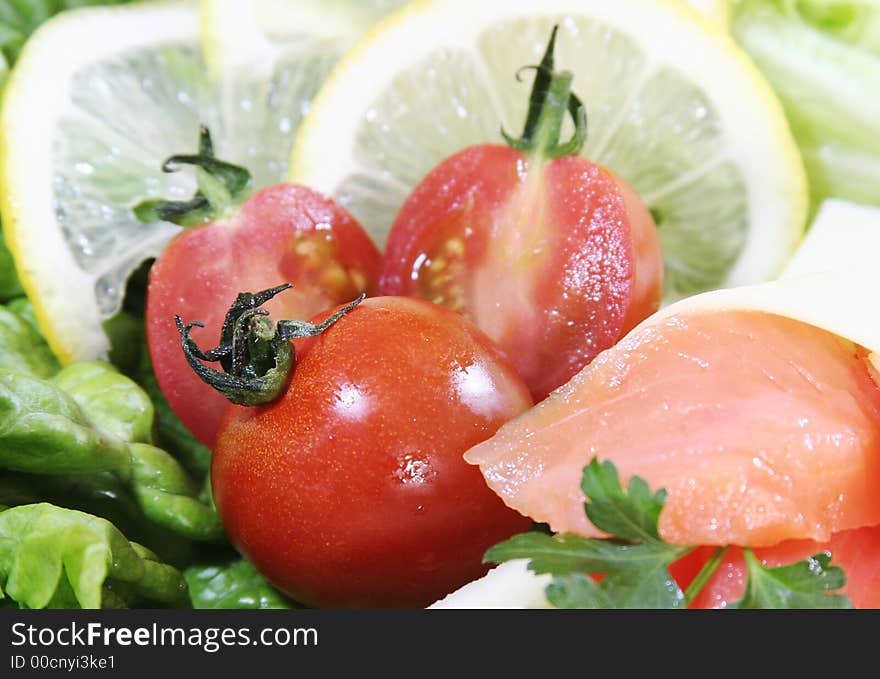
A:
[465, 309, 880, 547]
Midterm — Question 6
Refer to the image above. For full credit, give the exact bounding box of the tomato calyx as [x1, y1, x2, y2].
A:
[500, 25, 587, 161]
[133, 126, 252, 227]
[175, 283, 364, 406]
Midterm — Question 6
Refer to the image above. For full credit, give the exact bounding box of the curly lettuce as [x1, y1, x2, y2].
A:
[733, 0, 880, 211]
[185, 559, 297, 610]
[0, 503, 188, 609]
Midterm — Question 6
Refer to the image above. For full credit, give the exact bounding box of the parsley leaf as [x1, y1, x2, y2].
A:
[486, 457, 690, 609]
[484, 456, 853, 610]
[545, 567, 687, 609]
[483, 531, 686, 574]
[544, 574, 612, 608]
[581, 458, 666, 542]
[734, 549, 852, 609]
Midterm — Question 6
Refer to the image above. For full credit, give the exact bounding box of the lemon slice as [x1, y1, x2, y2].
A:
[1, 1, 207, 364]
[290, 0, 806, 299]
[685, 0, 730, 29]
[199, 0, 406, 187]
[0, 0, 396, 365]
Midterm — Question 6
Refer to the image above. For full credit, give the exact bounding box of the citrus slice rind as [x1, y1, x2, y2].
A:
[0, 1, 211, 363]
[290, 0, 806, 300]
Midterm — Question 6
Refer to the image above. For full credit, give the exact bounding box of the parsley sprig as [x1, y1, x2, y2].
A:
[737, 550, 850, 609]
[484, 458, 851, 609]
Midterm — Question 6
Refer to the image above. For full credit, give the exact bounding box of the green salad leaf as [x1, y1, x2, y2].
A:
[52, 360, 153, 445]
[0, 370, 131, 475]
[185, 559, 298, 610]
[136, 348, 212, 478]
[0, 471, 206, 568]
[486, 457, 852, 609]
[0, 228, 22, 301]
[0, 304, 59, 378]
[0, 0, 138, 64]
[0, 503, 188, 609]
[5, 297, 39, 334]
[0, 369, 224, 542]
[733, 0, 880, 211]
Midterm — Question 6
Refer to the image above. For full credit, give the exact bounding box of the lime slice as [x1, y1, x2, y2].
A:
[290, 0, 807, 300]
[199, 0, 406, 187]
[0, 0, 396, 364]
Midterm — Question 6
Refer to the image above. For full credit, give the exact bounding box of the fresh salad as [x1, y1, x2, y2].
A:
[1, 0, 879, 610]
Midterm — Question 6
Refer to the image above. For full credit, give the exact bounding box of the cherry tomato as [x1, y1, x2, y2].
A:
[211, 296, 534, 608]
[143, 132, 381, 446]
[380, 148, 661, 400]
[379, 30, 662, 402]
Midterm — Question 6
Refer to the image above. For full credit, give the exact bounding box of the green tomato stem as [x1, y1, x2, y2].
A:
[132, 126, 252, 227]
[501, 25, 588, 160]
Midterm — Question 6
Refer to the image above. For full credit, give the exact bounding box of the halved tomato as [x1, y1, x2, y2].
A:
[379, 28, 661, 400]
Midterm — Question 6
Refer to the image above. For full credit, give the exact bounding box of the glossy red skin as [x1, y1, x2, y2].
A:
[212, 296, 534, 608]
[146, 184, 381, 446]
[380, 145, 662, 401]
[670, 526, 880, 608]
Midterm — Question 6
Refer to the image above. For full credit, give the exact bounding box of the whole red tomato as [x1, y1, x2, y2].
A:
[380, 27, 662, 401]
[139, 128, 381, 446]
[209, 295, 534, 608]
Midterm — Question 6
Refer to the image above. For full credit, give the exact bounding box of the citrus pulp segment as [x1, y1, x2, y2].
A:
[199, 0, 407, 188]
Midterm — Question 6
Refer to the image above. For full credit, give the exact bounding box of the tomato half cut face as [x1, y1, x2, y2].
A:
[380, 145, 662, 401]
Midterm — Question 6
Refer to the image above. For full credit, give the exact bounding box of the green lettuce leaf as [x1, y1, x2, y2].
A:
[0, 228, 22, 301]
[5, 297, 38, 334]
[0, 0, 138, 63]
[137, 347, 211, 477]
[0, 503, 188, 609]
[52, 360, 154, 445]
[733, 0, 880, 210]
[0, 370, 224, 542]
[185, 559, 298, 609]
[0, 471, 207, 568]
[0, 304, 59, 378]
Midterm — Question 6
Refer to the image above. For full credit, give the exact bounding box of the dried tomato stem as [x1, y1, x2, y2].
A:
[176, 284, 364, 406]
